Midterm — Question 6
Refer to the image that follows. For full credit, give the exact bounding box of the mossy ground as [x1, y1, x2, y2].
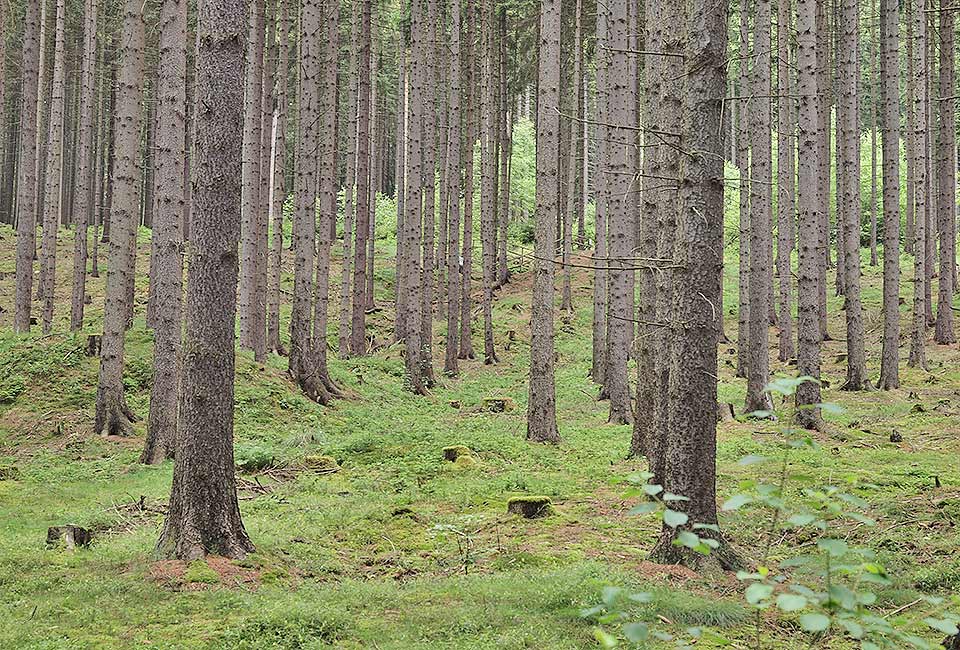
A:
[0, 209, 958, 649]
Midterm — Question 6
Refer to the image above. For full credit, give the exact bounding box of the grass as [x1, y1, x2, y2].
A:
[0, 208, 958, 649]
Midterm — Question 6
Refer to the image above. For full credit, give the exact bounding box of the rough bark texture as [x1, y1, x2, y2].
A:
[444, 0, 463, 376]
[795, 0, 823, 429]
[649, 0, 740, 570]
[868, 0, 879, 267]
[776, 0, 795, 362]
[142, 0, 187, 465]
[39, 0, 68, 334]
[338, 1, 361, 358]
[266, 0, 289, 355]
[590, 3, 609, 387]
[14, 1, 42, 333]
[908, 0, 927, 369]
[934, 0, 955, 344]
[815, 0, 830, 340]
[459, 0, 477, 361]
[350, 0, 373, 356]
[479, 0, 499, 365]
[70, 0, 99, 332]
[604, 0, 632, 425]
[745, 0, 774, 414]
[418, 0, 437, 385]
[561, 0, 581, 314]
[526, 0, 560, 445]
[735, 2, 750, 379]
[877, 0, 901, 389]
[94, 0, 144, 438]
[157, 0, 255, 561]
[288, 0, 331, 404]
[239, 0, 266, 360]
[838, 0, 868, 390]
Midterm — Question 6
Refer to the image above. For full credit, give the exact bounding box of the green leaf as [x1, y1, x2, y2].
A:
[642, 484, 664, 496]
[786, 513, 817, 527]
[662, 509, 689, 528]
[628, 502, 660, 515]
[593, 628, 618, 648]
[817, 538, 849, 557]
[744, 582, 774, 606]
[923, 618, 959, 635]
[737, 454, 768, 466]
[722, 494, 752, 511]
[798, 613, 830, 633]
[662, 492, 690, 502]
[601, 586, 622, 607]
[775, 593, 808, 612]
[676, 530, 701, 549]
[623, 622, 649, 643]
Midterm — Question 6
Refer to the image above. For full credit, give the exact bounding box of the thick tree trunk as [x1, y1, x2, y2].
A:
[38, 0, 67, 334]
[838, 0, 868, 389]
[444, 0, 464, 376]
[745, 0, 774, 414]
[94, 0, 144, 437]
[815, 0, 831, 341]
[908, 0, 927, 369]
[904, 2, 916, 256]
[590, 1, 609, 386]
[142, 0, 187, 465]
[239, 0, 265, 359]
[877, 0, 901, 389]
[459, 0, 477, 361]
[650, 0, 741, 570]
[158, 0, 254, 560]
[338, 1, 361, 358]
[527, 0, 560, 444]
[417, 0, 438, 385]
[14, 2, 43, 333]
[561, 0, 582, 314]
[934, 0, 956, 344]
[868, 0, 879, 267]
[604, 0, 633, 425]
[795, 0, 823, 429]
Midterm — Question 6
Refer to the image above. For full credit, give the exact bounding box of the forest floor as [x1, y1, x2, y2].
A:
[0, 221, 958, 649]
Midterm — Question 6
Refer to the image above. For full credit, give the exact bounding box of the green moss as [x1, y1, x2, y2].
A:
[443, 445, 472, 462]
[453, 454, 478, 469]
[914, 559, 960, 592]
[183, 560, 220, 585]
[507, 495, 555, 518]
[302, 455, 340, 472]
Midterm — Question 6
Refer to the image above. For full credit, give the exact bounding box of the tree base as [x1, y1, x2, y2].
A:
[649, 530, 746, 573]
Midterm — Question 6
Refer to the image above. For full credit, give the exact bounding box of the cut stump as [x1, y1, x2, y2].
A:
[507, 496, 554, 519]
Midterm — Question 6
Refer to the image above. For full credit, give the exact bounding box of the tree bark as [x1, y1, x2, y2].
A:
[338, 1, 361, 358]
[158, 0, 255, 560]
[94, 0, 145, 437]
[38, 0, 68, 334]
[14, 1, 43, 333]
[868, 0, 879, 267]
[838, 0, 868, 389]
[239, 0, 265, 360]
[350, 0, 373, 356]
[527, 0, 560, 444]
[444, 0, 464, 376]
[877, 0, 901, 389]
[561, 0, 582, 314]
[418, 0, 438, 385]
[745, 0, 774, 414]
[776, 0, 795, 362]
[934, 0, 956, 344]
[590, 0, 609, 386]
[795, 0, 823, 429]
[479, 0, 499, 365]
[735, 1, 750, 379]
[459, 0, 477, 361]
[908, 0, 928, 369]
[142, 0, 187, 465]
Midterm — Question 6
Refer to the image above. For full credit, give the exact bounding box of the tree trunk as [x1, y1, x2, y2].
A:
[444, 0, 463, 376]
[338, 1, 361, 358]
[350, 0, 373, 356]
[527, 0, 560, 444]
[479, 0, 499, 365]
[94, 0, 144, 437]
[38, 0, 67, 334]
[157, 0, 254, 560]
[239, 0, 265, 359]
[266, 0, 290, 355]
[877, 0, 901, 389]
[561, 0, 582, 314]
[14, 1, 43, 333]
[735, 1, 750, 379]
[868, 0, 879, 267]
[745, 0, 774, 414]
[590, 0, 609, 386]
[418, 0, 438, 385]
[908, 0, 927, 369]
[776, 0, 795, 362]
[815, 0, 831, 341]
[459, 0, 477, 361]
[904, 1, 915, 256]
[604, 0, 633, 425]
[934, 0, 956, 344]
[496, 10, 510, 288]
[795, 0, 823, 429]
[649, 0, 741, 570]
[142, 0, 187, 465]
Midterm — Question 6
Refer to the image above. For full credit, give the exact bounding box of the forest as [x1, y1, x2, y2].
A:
[0, 0, 959, 647]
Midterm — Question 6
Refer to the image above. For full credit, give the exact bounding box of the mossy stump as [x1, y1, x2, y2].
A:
[46, 525, 92, 550]
[302, 455, 340, 473]
[443, 445, 472, 462]
[482, 397, 516, 413]
[507, 496, 553, 519]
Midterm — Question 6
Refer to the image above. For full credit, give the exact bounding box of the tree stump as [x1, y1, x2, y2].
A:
[46, 526, 92, 549]
[507, 496, 553, 519]
[85, 335, 101, 357]
[302, 455, 340, 473]
[443, 445, 471, 462]
[482, 397, 515, 413]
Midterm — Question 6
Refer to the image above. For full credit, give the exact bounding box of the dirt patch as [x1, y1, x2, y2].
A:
[147, 556, 261, 591]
